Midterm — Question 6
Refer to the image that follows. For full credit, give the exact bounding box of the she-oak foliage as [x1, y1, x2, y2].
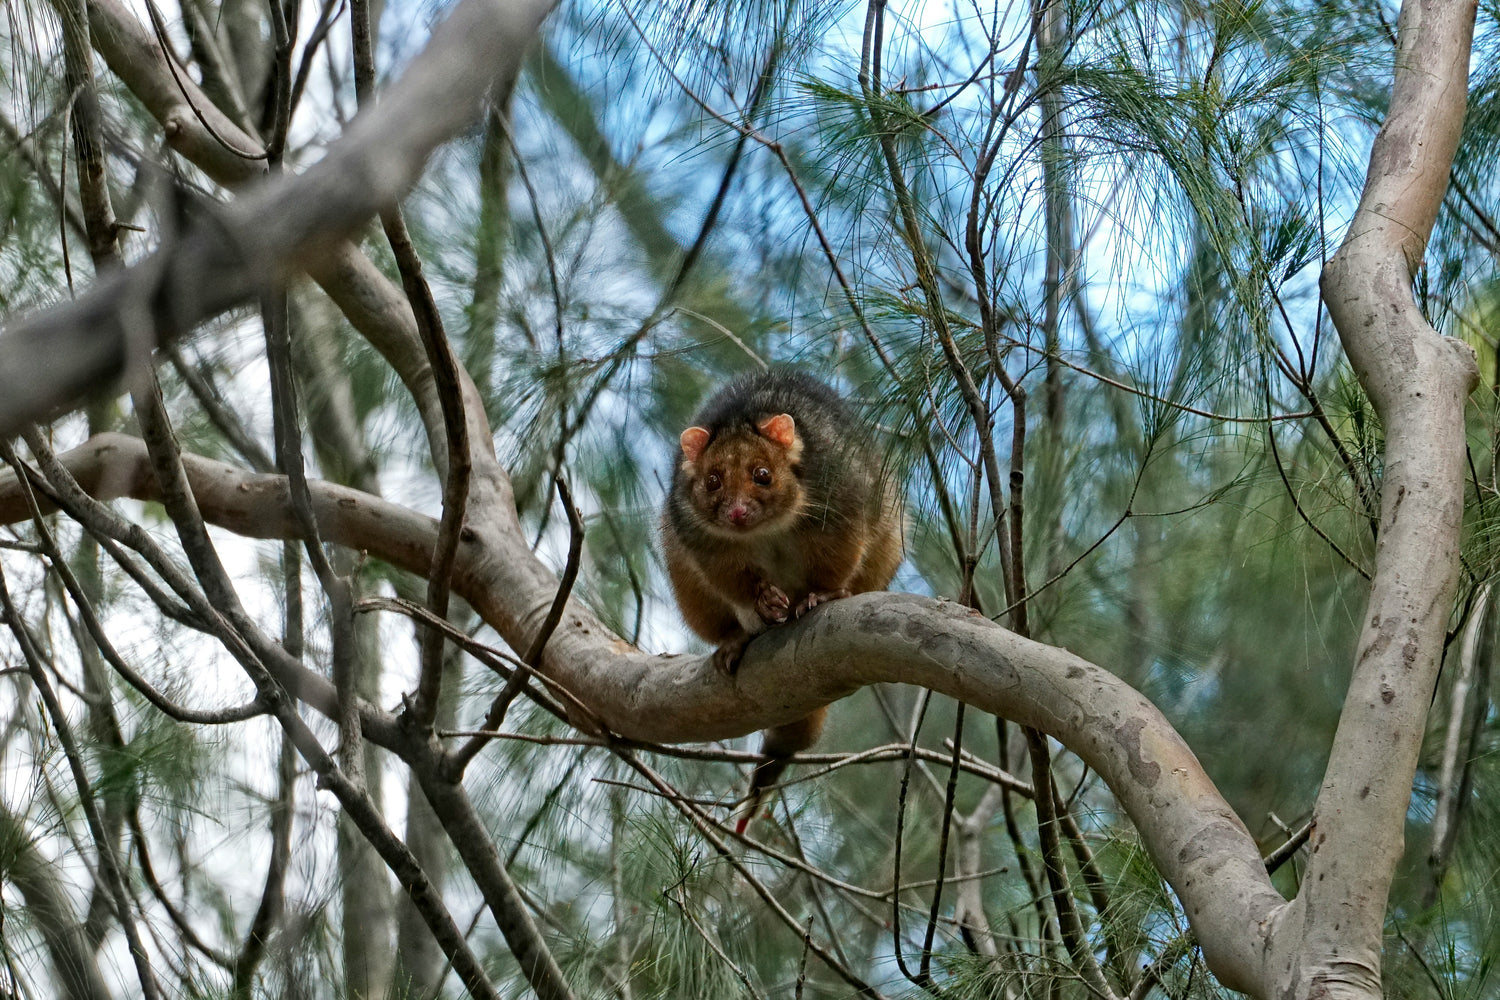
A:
[0, 0, 1494, 995]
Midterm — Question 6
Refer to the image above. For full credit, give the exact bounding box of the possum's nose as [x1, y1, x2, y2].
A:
[727, 504, 750, 526]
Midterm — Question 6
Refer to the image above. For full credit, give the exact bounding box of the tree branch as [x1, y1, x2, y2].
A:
[1299, 0, 1482, 994]
[0, 0, 554, 435]
[0, 432, 1282, 991]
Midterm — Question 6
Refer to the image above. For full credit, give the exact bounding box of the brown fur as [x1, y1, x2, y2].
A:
[660, 368, 903, 832]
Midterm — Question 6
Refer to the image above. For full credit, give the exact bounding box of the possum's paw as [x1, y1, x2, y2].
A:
[711, 634, 755, 675]
[755, 582, 791, 625]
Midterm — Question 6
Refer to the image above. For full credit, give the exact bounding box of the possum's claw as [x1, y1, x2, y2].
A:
[794, 588, 851, 618]
[711, 634, 755, 674]
[755, 582, 791, 624]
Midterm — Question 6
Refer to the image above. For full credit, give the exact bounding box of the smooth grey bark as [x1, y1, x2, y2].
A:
[0, 0, 554, 436]
[1282, 0, 1481, 995]
[76, 0, 459, 458]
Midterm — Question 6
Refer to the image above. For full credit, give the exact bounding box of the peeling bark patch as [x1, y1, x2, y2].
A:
[894, 609, 1020, 687]
[1066, 665, 1084, 679]
[1360, 785, 1370, 799]
[1175, 818, 1246, 869]
[1114, 717, 1160, 785]
[906, 623, 967, 668]
[1381, 685, 1395, 704]
[1357, 625, 1392, 666]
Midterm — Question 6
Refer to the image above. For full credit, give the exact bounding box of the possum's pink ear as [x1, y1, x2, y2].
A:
[680, 427, 711, 463]
[757, 413, 797, 449]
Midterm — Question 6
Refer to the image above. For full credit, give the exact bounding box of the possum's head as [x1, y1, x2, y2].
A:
[677, 413, 805, 536]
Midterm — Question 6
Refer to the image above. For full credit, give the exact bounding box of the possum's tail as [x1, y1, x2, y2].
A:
[732, 707, 827, 835]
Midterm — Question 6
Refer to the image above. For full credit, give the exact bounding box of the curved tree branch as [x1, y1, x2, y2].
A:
[0, 433, 1281, 992]
[1298, 0, 1481, 996]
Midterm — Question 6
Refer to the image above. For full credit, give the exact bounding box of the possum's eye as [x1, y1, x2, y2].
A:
[706, 473, 722, 492]
[752, 466, 772, 486]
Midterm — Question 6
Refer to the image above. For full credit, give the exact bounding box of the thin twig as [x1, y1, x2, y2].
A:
[126, 807, 234, 968]
[140, 0, 268, 160]
[231, 731, 297, 996]
[2, 445, 263, 725]
[349, 0, 474, 733]
[1026, 728, 1118, 999]
[663, 886, 766, 1000]
[445, 476, 585, 778]
[619, 751, 891, 999]
[917, 703, 967, 984]
[131, 366, 506, 998]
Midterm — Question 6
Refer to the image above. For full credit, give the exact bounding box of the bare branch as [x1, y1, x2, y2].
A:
[1301, 0, 1482, 993]
[231, 732, 297, 996]
[0, 0, 554, 435]
[2, 450, 265, 724]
